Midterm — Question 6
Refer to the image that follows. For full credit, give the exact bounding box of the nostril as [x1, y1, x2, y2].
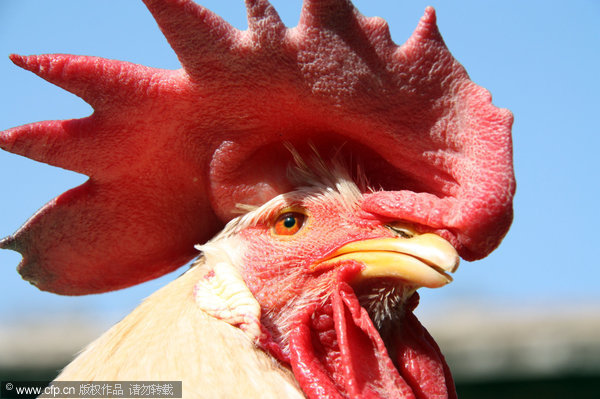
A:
[384, 223, 416, 239]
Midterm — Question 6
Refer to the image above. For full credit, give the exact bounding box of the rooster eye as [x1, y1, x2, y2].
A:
[273, 212, 306, 236]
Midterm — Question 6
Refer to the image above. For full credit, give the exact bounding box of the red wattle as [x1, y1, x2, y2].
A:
[335, 283, 414, 398]
[287, 282, 455, 399]
[395, 311, 457, 398]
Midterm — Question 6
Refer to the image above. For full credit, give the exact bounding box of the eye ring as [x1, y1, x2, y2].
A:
[273, 211, 306, 236]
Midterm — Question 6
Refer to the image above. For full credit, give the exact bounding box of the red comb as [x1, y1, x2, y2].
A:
[0, 0, 514, 294]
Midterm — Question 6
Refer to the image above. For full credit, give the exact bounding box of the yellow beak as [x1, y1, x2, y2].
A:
[315, 234, 459, 288]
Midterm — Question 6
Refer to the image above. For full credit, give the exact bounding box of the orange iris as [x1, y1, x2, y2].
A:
[273, 212, 306, 236]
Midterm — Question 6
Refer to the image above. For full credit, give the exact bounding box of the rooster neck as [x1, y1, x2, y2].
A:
[56, 265, 304, 398]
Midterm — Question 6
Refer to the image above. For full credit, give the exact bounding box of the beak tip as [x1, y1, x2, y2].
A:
[451, 256, 460, 273]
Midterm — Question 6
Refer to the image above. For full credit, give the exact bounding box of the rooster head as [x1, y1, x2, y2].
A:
[194, 161, 459, 397]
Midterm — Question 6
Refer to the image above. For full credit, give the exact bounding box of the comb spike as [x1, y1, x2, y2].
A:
[9, 54, 164, 111]
[0, 236, 15, 251]
[407, 7, 444, 45]
[245, 0, 286, 44]
[299, 0, 355, 30]
[142, 0, 241, 74]
[360, 15, 394, 50]
[0, 119, 93, 175]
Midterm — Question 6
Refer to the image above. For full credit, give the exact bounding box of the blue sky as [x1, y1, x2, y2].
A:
[1, 0, 599, 327]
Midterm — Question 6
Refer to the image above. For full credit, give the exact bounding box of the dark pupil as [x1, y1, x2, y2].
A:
[283, 216, 296, 229]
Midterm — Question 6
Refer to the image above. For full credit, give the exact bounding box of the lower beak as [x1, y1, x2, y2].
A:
[314, 234, 459, 288]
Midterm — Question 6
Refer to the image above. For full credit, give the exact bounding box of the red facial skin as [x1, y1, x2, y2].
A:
[241, 201, 383, 321]
[237, 190, 456, 398]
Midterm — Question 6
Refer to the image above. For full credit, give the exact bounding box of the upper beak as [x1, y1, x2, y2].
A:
[314, 234, 459, 288]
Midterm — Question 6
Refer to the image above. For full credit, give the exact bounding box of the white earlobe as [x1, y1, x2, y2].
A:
[194, 262, 264, 343]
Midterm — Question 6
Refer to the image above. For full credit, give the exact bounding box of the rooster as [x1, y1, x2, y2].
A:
[0, 0, 514, 398]
[55, 161, 462, 398]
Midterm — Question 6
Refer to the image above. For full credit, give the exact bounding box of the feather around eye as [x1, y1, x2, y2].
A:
[273, 212, 306, 236]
